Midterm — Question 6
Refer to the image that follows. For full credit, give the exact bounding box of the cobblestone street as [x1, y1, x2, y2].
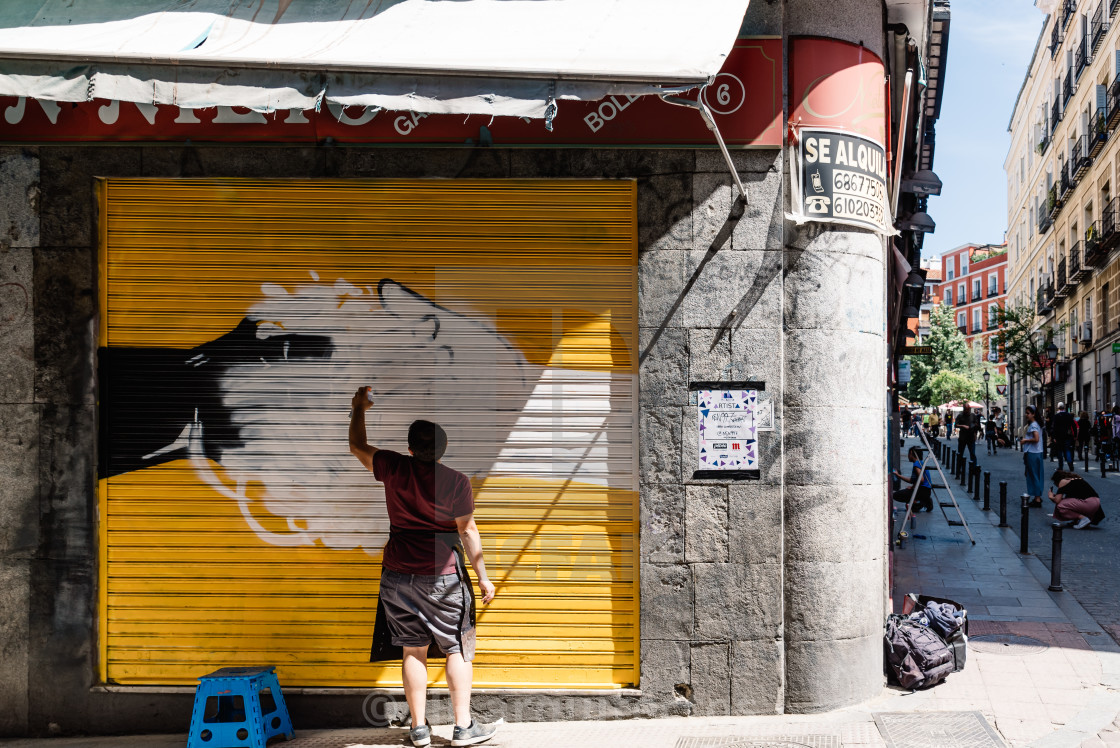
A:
[908, 434, 1120, 642]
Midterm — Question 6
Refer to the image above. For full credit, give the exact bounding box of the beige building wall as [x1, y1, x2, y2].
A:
[1007, 0, 1120, 413]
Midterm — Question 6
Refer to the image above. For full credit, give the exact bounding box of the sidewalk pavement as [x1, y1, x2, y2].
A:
[929, 436, 1120, 643]
[3, 436, 1120, 748]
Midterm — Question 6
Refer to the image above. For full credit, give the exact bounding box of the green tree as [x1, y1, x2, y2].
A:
[906, 302, 972, 405]
[929, 370, 981, 405]
[993, 303, 1067, 396]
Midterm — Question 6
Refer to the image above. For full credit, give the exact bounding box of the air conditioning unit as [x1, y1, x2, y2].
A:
[1081, 321, 1092, 344]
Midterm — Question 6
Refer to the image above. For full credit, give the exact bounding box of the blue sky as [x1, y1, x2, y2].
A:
[921, 0, 1048, 259]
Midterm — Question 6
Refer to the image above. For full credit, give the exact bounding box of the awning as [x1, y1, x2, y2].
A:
[0, 0, 750, 119]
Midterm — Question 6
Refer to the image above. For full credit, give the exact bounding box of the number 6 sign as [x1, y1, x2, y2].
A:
[703, 73, 746, 116]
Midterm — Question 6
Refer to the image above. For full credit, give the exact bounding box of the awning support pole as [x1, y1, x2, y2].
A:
[660, 88, 748, 204]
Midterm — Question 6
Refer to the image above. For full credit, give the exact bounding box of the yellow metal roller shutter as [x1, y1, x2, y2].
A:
[97, 178, 638, 689]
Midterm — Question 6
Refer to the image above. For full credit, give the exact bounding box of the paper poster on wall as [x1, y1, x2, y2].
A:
[789, 126, 893, 236]
[692, 381, 763, 480]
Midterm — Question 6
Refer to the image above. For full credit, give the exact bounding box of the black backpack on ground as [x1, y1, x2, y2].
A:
[884, 614, 955, 690]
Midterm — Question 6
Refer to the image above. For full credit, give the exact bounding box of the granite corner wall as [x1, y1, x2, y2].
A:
[780, 0, 891, 713]
[638, 147, 787, 717]
[0, 146, 40, 738]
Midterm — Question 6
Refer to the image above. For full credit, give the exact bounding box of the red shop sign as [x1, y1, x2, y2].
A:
[0, 38, 781, 148]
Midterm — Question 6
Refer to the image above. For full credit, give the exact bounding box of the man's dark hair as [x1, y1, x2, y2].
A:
[408, 420, 448, 463]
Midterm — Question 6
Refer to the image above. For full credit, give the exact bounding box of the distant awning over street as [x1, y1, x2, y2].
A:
[0, 0, 750, 119]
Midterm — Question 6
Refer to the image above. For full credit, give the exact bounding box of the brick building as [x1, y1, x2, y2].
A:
[936, 243, 1009, 376]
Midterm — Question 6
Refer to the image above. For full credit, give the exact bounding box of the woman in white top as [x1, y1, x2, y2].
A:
[1022, 405, 1045, 507]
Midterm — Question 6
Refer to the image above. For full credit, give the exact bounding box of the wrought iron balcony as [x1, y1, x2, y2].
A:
[1063, 0, 1076, 27]
[971, 325, 982, 334]
[1040, 209, 1054, 234]
[1038, 285, 1055, 315]
[987, 321, 1000, 331]
[1092, 107, 1111, 157]
[1072, 134, 1092, 180]
[957, 295, 968, 307]
[1060, 160, 1073, 197]
[1039, 131, 1052, 155]
[1054, 97, 1063, 127]
[1055, 258, 1069, 298]
[958, 325, 968, 336]
[1114, 0, 1120, 17]
[1064, 67, 1075, 105]
[972, 289, 982, 302]
[1092, 5, 1108, 51]
[1101, 197, 1120, 255]
[988, 286, 999, 298]
[1071, 238, 1091, 282]
[1051, 19, 1065, 57]
[1048, 183, 1060, 219]
[1075, 35, 1090, 79]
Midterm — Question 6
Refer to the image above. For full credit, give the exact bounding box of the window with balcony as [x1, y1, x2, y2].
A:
[972, 309, 982, 333]
[958, 283, 966, 305]
[972, 279, 982, 301]
[945, 287, 953, 305]
[988, 274, 999, 296]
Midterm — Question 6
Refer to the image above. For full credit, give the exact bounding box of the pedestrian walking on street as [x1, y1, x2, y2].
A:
[1077, 410, 1092, 460]
[985, 406, 1000, 455]
[349, 388, 500, 748]
[1052, 402, 1076, 471]
[1023, 405, 1045, 507]
[1047, 469, 1107, 529]
[957, 407, 977, 464]
[946, 410, 955, 439]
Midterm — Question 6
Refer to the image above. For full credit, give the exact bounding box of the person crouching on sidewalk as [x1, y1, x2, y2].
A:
[892, 447, 934, 512]
[1047, 469, 1107, 529]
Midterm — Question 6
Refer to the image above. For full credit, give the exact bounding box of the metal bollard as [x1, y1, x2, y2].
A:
[999, 482, 1009, 527]
[959, 454, 967, 486]
[983, 471, 991, 511]
[967, 462, 974, 494]
[1049, 523, 1064, 592]
[972, 465, 982, 503]
[1085, 447, 1090, 472]
[1020, 494, 1031, 554]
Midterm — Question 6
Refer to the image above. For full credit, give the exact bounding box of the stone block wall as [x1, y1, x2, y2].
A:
[0, 144, 801, 735]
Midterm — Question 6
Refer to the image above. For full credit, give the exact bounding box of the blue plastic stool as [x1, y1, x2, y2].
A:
[187, 666, 294, 748]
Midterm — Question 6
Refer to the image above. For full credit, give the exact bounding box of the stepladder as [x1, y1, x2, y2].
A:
[897, 427, 975, 546]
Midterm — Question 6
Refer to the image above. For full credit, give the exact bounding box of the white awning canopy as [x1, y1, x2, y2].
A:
[0, 0, 750, 119]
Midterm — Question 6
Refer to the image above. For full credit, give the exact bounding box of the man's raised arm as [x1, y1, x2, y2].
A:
[348, 386, 378, 471]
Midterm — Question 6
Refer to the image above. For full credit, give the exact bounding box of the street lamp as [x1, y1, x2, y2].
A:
[983, 369, 991, 426]
[1006, 362, 1015, 441]
[1046, 341, 1059, 433]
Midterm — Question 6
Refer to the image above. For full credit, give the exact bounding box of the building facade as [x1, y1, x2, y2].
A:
[0, 0, 948, 736]
[936, 243, 1009, 375]
[1007, 0, 1120, 423]
[916, 258, 943, 339]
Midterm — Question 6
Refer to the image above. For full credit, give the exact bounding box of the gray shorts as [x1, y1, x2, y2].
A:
[378, 569, 476, 661]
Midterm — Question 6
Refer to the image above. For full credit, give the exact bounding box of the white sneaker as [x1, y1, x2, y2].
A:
[1073, 516, 1091, 529]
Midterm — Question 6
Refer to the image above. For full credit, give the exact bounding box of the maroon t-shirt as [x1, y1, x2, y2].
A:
[373, 449, 475, 575]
